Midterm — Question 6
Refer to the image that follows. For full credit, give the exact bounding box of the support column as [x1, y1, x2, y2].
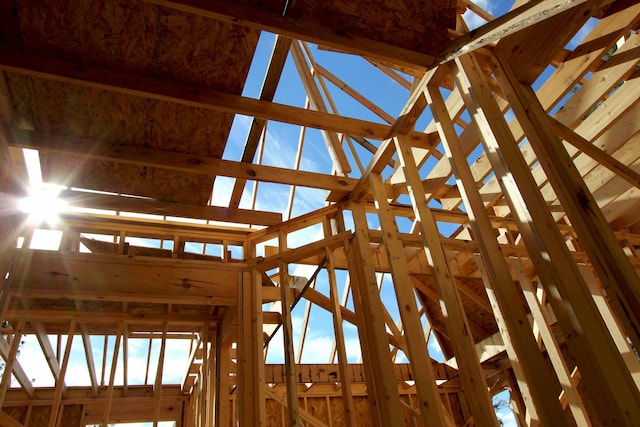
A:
[492, 50, 640, 352]
[454, 52, 640, 425]
[214, 324, 232, 427]
[325, 246, 357, 427]
[394, 136, 499, 427]
[426, 82, 569, 426]
[369, 172, 449, 427]
[237, 270, 266, 427]
[345, 203, 404, 427]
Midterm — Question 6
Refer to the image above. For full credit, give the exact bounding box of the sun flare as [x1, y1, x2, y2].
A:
[18, 186, 66, 224]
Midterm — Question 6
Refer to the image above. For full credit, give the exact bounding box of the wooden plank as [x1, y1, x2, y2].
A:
[368, 173, 449, 427]
[102, 323, 122, 426]
[56, 189, 281, 227]
[427, 83, 569, 426]
[0, 411, 24, 427]
[9, 129, 358, 195]
[445, 6, 640, 214]
[47, 321, 75, 427]
[345, 205, 404, 426]
[455, 52, 640, 426]
[0, 319, 25, 408]
[0, 47, 433, 146]
[230, 35, 292, 208]
[550, 118, 640, 189]
[30, 320, 64, 393]
[325, 247, 357, 427]
[290, 42, 350, 175]
[440, 0, 603, 62]
[0, 329, 35, 400]
[393, 136, 498, 427]
[278, 252, 301, 426]
[76, 322, 98, 397]
[236, 271, 266, 427]
[493, 52, 640, 361]
[511, 259, 592, 426]
[143, 0, 438, 71]
[314, 63, 395, 125]
[153, 322, 168, 427]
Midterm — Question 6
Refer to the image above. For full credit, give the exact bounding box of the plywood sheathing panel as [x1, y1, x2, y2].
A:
[296, 0, 455, 56]
[14, 0, 258, 93]
[6, 0, 260, 204]
[306, 397, 331, 425]
[59, 404, 84, 426]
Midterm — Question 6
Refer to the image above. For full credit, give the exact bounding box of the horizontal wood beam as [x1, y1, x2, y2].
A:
[58, 189, 282, 226]
[3, 309, 220, 324]
[0, 47, 434, 147]
[439, 0, 607, 62]
[261, 362, 456, 384]
[8, 129, 358, 195]
[143, 0, 437, 71]
[248, 231, 352, 271]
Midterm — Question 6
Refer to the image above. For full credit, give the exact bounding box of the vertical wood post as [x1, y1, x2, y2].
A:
[345, 203, 404, 427]
[325, 246, 357, 427]
[492, 50, 640, 352]
[394, 136, 499, 427]
[426, 81, 570, 425]
[454, 52, 640, 425]
[369, 172, 449, 427]
[237, 270, 266, 427]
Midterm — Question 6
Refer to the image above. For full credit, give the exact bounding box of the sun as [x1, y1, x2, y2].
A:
[18, 185, 66, 225]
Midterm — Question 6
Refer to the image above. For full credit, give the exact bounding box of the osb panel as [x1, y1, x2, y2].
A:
[24, 78, 148, 145]
[306, 397, 330, 425]
[59, 404, 84, 427]
[297, 0, 455, 56]
[127, 302, 168, 314]
[149, 102, 233, 158]
[400, 394, 414, 426]
[171, 304, 212, 315]
[265, 398, 283, 427]
[353, 396, 374, 426]
[40, 155, 214, 204]
[329, 396, 346, 427]
[7, 0, 261, 203]
[233, 0, 287, 14]
[15, 0, 258, 93]
[82, 299, 124, 313]
[30, 405, 51, 426]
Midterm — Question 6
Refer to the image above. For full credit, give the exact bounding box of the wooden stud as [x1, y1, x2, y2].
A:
[427, 82, 569, 426]
[102, 322, 123, 427]
[325, 246, 357, 427]
[454, 51, 640, 426]
[236, 270, 266, 426]
[48, 320, 76, 427]
[278, 253, 301, 426]
[0, 319, 25, 408]
[369, 172, 450, 427]
[345, 204, 409, 427]
[492, 52, 640, 352]
[511, 258, 592, 425]
[393, 135, 499, 426]
[290, 41, 350, 175]
[230, 35, 292, 208]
